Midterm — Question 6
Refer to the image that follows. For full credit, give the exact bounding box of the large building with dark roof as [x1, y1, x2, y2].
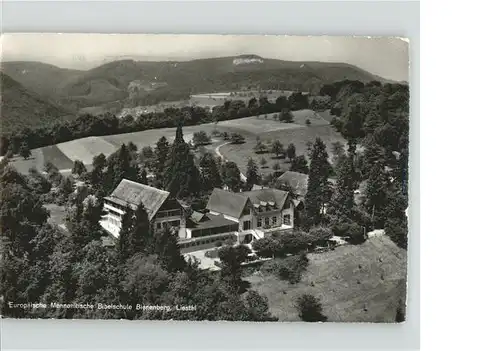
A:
[206, 187, 295, 244]
[100, 179, 295, 253]
[100, 179, 186, 238]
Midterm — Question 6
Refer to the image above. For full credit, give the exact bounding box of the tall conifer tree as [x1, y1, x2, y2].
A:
[117, 205, 134, 262]
[163, 124, 202, 198]
[304, 138, 330, 227]
[151, 224, 186, 272]
[129, 203, 151, 255]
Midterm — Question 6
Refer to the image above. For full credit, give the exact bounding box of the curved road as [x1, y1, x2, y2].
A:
[214, 141, 247, 182]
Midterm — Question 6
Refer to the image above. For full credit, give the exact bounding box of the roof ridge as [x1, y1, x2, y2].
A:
[213, 187, 250, 200]
[121, 178, 170, 195]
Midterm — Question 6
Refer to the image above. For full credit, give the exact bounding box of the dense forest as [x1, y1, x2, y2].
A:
[0, 80, 409, 320]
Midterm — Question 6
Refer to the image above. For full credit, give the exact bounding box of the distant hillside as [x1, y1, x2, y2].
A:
[2, 55, 391, 111]
[0, 72, 75, 134]
[0, 61, 83, 109]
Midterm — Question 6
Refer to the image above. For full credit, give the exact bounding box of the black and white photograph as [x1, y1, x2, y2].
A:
[0, 34, 409, 323]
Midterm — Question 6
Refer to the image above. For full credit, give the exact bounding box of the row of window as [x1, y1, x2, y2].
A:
[256, 216, 278, 228]
[107, 217, 121, 227]
[179, 234, 234, 249]
[241, 201, 291, 216]
[242, 214, 291, 230]
[156, 209, 181, 218]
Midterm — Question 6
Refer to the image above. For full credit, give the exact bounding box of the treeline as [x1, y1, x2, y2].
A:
[0, 92, 310, 156]
[299, 80, 409, 249]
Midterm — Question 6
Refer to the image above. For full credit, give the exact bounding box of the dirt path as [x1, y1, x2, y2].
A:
[214, 141, 247, 182]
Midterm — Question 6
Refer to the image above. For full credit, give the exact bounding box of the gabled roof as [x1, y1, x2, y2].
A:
[241, 188, 289, 210]
[105, 179, 170, 220]
[206, 187, 290, 218]
[188, 213, 239, 230]
[206, 188, 249, 219]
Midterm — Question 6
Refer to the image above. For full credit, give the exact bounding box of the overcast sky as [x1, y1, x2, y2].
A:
[1, 34, 409, 81]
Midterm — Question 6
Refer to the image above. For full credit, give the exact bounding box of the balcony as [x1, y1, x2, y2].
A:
[155, 209, 182, 219]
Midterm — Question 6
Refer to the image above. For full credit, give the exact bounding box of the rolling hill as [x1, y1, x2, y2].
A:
[0, 72, 76, 134]
[0, 61, 83, 108]
[2, 55, 391, 112]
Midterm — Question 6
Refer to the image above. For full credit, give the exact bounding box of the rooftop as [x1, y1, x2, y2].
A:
[188, 213, 238, 231]
[105, 179, 170, 220]
[206, 187, 290, 218]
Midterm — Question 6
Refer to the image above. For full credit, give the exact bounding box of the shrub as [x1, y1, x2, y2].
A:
[345, 222, 366, 244]
[334, 221, 366, 245]
[295, 294, 327, 322]
[259, 157, 268, 168]
[254, 141, 268, 154]
[308, 226, 333, 247]
[278, 108, 294, 123]
[272, 162, 281, 173]
[193, 131, 212, 146]
[261, 252, 309, 284]
[252, 237, 283, 258]
[305, 119, 311, 126]
[230, 133, 245, 144]
[281, 230, 310, 254]
[204, 248, 219, 259]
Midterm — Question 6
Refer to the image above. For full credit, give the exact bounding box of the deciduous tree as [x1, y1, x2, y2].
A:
[290, 155, 309, 174]
[286, 143, 296, 161]
[72, 160, 86, 177]
[199, 153, 223, 192]
[245, 157, 260, 190]
[271, 140, 284, 158]
[221, 161, 243, 192]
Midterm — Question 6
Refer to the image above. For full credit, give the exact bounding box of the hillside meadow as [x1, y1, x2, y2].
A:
[245, 235, 407, 322]
[217, 109, 346, 176]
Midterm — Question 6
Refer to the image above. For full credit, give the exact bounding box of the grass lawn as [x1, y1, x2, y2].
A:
[56, 136, 118, 166]
[8, 149, 43, 174]
[315, 110, 337, 123]
[41, 145, 75, 170]
[245, 236, 407, 322]
[218, 119, 346, 177]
